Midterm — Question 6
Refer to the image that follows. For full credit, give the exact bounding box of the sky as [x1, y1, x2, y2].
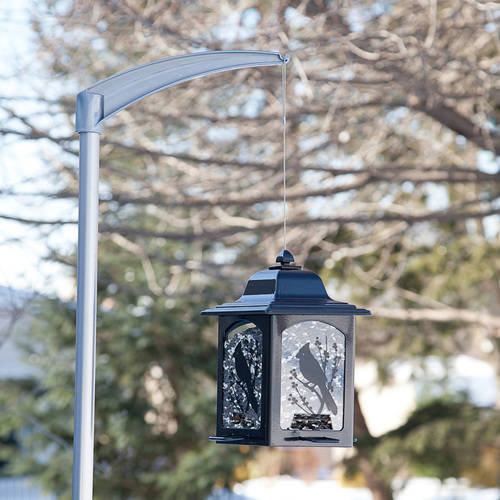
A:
[0, 1, 77, 298]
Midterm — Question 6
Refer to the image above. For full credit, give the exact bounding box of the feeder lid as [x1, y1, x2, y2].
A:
[201, 250, 370, 316]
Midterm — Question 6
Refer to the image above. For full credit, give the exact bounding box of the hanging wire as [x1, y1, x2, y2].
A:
[281, 60, 288, 250]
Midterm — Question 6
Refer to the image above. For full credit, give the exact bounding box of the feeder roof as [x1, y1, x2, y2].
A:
[201, 252, 370, 317]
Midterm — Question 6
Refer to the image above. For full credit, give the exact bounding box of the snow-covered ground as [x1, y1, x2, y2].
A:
[210, 477, 500, 500]
[395, 478, 499, 500]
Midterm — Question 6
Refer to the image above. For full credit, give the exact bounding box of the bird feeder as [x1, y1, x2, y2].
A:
[202, 250, 370, 447]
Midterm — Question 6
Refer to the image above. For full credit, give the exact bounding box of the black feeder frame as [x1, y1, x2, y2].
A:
[202, 250, 370, 447]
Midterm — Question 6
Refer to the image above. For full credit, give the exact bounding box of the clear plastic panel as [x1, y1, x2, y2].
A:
[222, 321, 263, 430]
[281, 321, 345, 431]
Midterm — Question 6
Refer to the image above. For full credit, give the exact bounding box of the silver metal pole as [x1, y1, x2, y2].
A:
[73, 131, 100, 500]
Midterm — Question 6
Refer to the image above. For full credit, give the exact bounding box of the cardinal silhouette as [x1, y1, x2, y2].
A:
[234, 342, 259, 413]
[296, 342, 337, 415]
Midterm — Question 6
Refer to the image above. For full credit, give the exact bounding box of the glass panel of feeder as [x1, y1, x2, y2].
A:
[222, 321, 263, 430]
[280, 321, 345, 431]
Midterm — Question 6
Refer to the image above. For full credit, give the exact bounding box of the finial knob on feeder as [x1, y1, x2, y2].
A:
[269, 249, 300, 270]
[276, 249, 295, 265]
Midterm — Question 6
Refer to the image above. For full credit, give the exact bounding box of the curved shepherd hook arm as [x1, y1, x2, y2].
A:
[73, 50, 289, 500]
[76, 50, 289, 133]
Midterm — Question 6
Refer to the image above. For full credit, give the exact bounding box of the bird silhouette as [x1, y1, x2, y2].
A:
[295, 342, 337, 415]
[234, 342, 259, 414]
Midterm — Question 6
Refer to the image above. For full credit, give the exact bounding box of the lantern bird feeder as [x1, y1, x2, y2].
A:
[202, 250, 370, 447]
